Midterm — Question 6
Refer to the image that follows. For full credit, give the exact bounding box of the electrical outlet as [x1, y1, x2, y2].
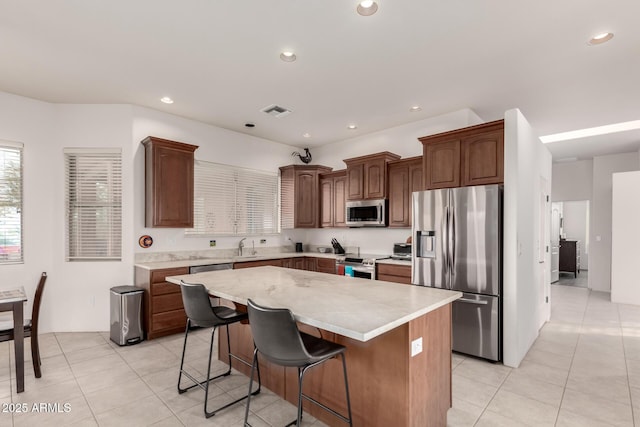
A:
[260, 239, 266, 244]
[209, 240, 216, 247]
[411, 337, 423, 357]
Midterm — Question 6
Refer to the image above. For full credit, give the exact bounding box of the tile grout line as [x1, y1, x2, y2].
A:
[552, 286, 589, 427]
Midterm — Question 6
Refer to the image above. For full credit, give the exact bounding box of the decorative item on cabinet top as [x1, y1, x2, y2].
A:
[291, 147, 312, 164]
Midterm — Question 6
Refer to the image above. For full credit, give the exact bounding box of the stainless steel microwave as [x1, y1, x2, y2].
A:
[345, 199, 387, 227]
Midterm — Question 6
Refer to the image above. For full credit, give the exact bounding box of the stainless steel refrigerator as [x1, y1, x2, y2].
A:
[412, 184, 502, 361]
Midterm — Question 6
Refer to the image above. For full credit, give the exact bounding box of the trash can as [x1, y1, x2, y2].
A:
[110, 286, 144, 346]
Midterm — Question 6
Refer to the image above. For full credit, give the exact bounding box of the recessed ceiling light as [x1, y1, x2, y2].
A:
[347, 124, 358, 130]
[303, 133, 311, 138]
[410, 106, 422, 112]
[160, 96, 174, 104]
[588, 32, 614, 45]
[280, 51, 297, 62]
[540, 119, 640, 143]
[357, 0, 378, 16]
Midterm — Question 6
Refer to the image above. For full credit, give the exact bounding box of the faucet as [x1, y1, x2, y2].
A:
[238, 238, 246, 256]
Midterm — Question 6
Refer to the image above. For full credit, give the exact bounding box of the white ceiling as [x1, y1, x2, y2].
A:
[1, 1, 639, 160]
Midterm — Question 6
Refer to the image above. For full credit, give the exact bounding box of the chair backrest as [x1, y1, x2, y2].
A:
[30, 272, 47, 335]
[180, 281, 219, 327]
[247, 299, 311, 366]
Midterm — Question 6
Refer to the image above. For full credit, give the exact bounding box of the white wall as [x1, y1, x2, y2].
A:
[551, 160, 593, 202]
[502, 108, 552, 368]
[590, 153, 639, 292]
[561, 201, 589, 269]
[611, 171, 640, 305]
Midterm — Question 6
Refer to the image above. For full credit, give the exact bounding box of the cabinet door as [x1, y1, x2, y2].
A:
[424, 139, 460, 189]
[346, 163, 364, 200]
[295, 170, 318, 227]
[388, 163, 410, 227]
[333, 175, 347, 227]
[461, 130, 504, 186]
[364, 159, 386, 199]
[320, 177, 334, 227]
[305, 258, 317, 272]
[293, 258, 306, 270]
[144, 138, 198, 228]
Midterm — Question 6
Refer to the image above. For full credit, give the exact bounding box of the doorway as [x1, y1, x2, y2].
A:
[551, 200, 590, 288]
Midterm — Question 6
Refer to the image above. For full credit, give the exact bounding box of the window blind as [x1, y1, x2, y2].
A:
[0, 142, 23, 264]
[64, 148, 122, 261]
[186, 160, 279, 236]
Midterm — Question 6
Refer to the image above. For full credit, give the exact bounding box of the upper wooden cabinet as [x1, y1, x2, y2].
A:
[320, 170, 347, 228]
[280, 165, 332, 229]
[142, 136, 199, 228]
[343, 152, 400, 200]
[419, 120, 504, 190]
[387, 156, 424, 228]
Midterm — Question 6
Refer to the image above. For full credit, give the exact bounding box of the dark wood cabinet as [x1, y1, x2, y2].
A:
[343, 152, 400, 200]
[377, 263, 412, 284]
[135, 266, 189, 340]
[388, 156, 423, 228]
[280, 165, 332, 229]
[233, 259, 283, 269]
[320, 170, 347, 228]
[559, 240, 580, 278]
[419, 120, 504, 190]
[315, 257, 337, 274]
[141, 136, 198, 228]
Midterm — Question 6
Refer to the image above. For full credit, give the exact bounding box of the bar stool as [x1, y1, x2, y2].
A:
[178, 281, 261, 418]
[243, 298, 352, 427]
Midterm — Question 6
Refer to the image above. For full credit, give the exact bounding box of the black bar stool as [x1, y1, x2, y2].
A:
[178, 281, 261, 418]
[243, 298, 352, 427]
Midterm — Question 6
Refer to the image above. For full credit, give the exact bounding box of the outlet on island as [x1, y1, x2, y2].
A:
[260, 239, 267, 244]
[209, 240, 216, 247]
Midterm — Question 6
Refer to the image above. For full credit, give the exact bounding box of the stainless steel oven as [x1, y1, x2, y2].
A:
[335, 254, 390, 280]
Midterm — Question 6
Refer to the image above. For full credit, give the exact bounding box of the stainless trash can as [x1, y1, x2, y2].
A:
[110, 286, 144, 345]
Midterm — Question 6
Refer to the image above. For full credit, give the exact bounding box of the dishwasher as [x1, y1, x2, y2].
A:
[189, 263, 233, 274]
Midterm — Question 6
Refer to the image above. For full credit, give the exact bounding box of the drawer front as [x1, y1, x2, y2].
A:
[377, 264, 411, 278]
[234, 259, 283, 269]
[378, 274, 412, 285]
[150, 267, 189, 284]
[316, 257, 336, 270]
[150, 281, 181, 296]
[152, 293, 184, 313]
[152, 309, 187, 332]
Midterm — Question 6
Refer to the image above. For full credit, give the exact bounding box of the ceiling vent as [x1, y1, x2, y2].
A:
[260, 104, 292, 118]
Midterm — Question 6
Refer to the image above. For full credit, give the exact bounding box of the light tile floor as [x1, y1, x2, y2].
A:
[0, 283, 638, 426]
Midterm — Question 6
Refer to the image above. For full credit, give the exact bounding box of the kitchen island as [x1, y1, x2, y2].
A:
[166, 266, 460, 427]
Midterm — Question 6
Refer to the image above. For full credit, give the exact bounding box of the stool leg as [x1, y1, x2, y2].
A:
[203, 326, 218, 418]
[243, 348, 259, 426]
[341, 353, 353, 426]
[296, 367, 304, 426]
[177, 319, 191, 393]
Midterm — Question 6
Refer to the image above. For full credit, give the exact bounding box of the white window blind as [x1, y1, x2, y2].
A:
[186, 160, 279, 235]
[0, 142, 23, 264]
[64, 148, 122, 261]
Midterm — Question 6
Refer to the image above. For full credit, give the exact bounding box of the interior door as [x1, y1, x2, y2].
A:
[550, 202, 562, 283]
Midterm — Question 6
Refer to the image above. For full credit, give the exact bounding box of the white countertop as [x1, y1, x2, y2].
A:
[135, 252, 337, 270]
[166, 266, 460, 342]
[376, 258, 411, 266]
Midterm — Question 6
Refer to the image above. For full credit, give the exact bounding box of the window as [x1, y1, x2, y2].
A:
[0, 142, 23, 264]
[64, 148, 122, 261]
[186, 160, 279, 236]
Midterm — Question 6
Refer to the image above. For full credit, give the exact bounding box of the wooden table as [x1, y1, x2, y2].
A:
[167, 266, 461, 427]
[0, 287, 27, 393]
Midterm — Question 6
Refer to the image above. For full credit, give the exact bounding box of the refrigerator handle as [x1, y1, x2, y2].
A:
[450, 206, 456, 274]
[457, 298, 489, 305]
[443, 206, 449, 275]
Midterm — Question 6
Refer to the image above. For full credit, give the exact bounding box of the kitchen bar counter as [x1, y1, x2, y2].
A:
[166, 266, 459, 341]
[166, 267, 460, 426]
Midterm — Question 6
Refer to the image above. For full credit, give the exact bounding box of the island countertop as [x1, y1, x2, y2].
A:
[166, 265, 461, 342]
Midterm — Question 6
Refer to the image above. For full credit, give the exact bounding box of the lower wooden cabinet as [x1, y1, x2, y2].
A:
[315, 257, 337, 274]
[135, 266, 189, 340]
[233, 259, 283, 269]
[377, 263, 412, 284]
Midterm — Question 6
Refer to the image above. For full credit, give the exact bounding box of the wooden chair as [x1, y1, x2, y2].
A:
[0, 272, 48, 378]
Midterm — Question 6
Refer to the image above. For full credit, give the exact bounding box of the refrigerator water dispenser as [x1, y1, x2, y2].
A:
[416, 231, 436, 258]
